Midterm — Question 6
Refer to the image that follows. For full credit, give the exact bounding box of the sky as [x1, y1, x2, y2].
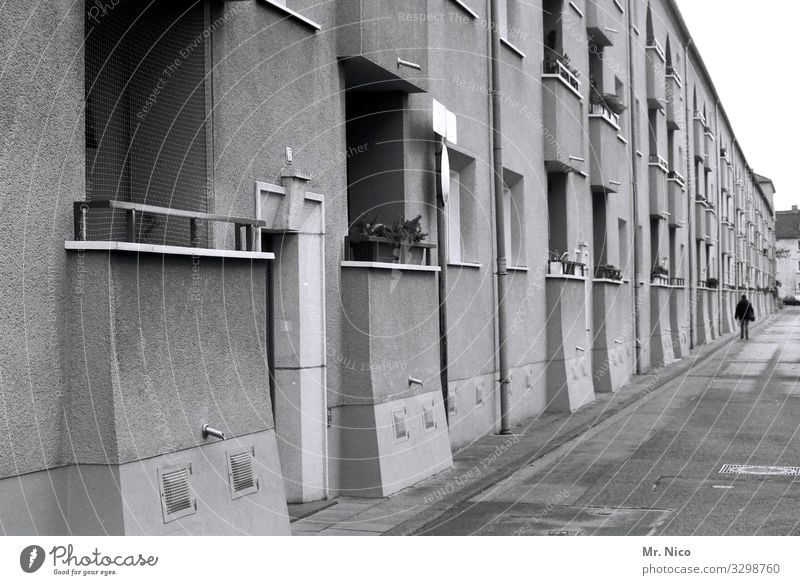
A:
[675, 0, 798, 211]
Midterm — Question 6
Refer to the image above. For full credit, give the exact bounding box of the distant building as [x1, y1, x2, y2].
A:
[776, 206, 800, 299]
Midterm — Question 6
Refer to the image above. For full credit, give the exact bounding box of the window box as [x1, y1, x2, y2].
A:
[595, 265, 623, 281]
[548, 259, 586, 278]
[346, 236, 435, 266]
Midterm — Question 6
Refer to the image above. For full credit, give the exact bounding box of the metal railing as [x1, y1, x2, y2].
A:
[73, 200, 266, 251]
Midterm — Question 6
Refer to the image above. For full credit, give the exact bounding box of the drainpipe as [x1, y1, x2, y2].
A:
[626, 0, 641, 374]
[489, 0, 511, 435]
[435, 137, 450, 419]
[684, 39, 694, 349]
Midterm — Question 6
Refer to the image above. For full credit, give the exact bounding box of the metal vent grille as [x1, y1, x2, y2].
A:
[392, 409, 409, 442]
[227, 447, 259, 499]
[158, 463, 196, 523]
[447, 389, 457, 415]
[475, 380, 485, 405]
[719, 464, 800, 476]
[423, 403, 437, 431]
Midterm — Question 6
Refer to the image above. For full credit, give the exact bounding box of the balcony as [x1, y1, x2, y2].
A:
[337, 0, 428, 93]
[542, 54, 585, 173]
[666, 70, 683, 129]
[646, 40, 666, 111]
[706, 207, 718, 243]
[704, 130, 715, 170]
[588, 101, 625, 194]
[586, 0, 618, 47]
[649, 155, 669, 219]
[693, 114, 707, 162]
[695, 200, 708, 240]
[667, 172, 686, 228]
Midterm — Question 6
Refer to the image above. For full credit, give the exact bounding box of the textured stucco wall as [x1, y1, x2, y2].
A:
[63, 253, 273, 464]
[0, 1, 83, 479]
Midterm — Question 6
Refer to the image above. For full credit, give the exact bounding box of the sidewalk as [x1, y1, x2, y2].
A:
[291, 319, 770, 536]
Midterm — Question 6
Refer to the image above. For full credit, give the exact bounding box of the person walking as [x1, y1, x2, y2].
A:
[735, 294, 755, 340]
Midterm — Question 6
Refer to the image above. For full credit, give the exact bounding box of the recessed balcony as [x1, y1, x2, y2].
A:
[588, 102, 625, 194]
[646, 40, 666, 111]
[666, 70, 683, 129]
[667, 172, 686, 228]
[649, 155, 669, 219]
[542, 54, 585, 173]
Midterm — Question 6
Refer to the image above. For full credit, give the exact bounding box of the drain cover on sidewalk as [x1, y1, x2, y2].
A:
[719, 464, 800, 476]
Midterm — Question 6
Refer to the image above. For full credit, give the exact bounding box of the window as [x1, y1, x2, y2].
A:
[503, 169, 525, 268]
[446, 152, 477, 264]
[85, 0, 209, 245]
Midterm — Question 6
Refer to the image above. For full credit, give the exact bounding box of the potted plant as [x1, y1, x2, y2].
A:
[347, 215, 433, 265]
[548, 252, 565, 276]
[596, 264, 622, 281]
[706, 277, 719, 289]
[651, 265, 669, 284]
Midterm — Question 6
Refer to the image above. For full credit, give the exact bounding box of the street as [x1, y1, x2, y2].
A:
[421, 309, 800, 535]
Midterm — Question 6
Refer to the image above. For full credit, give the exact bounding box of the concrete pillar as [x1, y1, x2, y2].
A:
[259, 169, 327, 503]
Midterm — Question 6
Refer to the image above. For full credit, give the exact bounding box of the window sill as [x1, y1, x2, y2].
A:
[449, 0, 478, 19]
[500, 37, 526, 59]
[448, 261, 482, 269]
[341, 261, 441, 273]
[593, 278, 625, 285]
[507, 265, 529, 272]
[64, 241, 275, 260]
[257, 0, 321, 31]
[617, 134, 629, 145]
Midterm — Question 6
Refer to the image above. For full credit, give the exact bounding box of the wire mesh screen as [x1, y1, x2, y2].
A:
[85, 0, 209, 246]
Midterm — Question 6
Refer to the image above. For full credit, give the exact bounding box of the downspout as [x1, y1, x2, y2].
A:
[489, 0, 511, 434]
[626, 0, 641, 374]
[435, 137, 450, 419]
[684, 38, 694, 348]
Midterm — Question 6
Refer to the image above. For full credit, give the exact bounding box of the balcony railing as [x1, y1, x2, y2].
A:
[649, 154, 669, 172]
[589, 102, 621, 127]
[670, 278, 685, 287]
[668, 170, 686, 188]
[72, 200, 266, 251]
[543, 51, 581, 94]
[646, 38, 666, 62]
[548, 258, 587, 278]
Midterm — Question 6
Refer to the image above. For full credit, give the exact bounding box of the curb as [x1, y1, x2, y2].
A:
[385, 317, 772, 535]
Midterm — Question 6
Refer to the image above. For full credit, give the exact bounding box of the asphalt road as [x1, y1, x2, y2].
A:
[423, 309, 800, 536]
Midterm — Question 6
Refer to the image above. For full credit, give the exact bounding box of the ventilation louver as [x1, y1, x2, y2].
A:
[392, 409, 409, 442]
[158, 463, 196, 523]
[423, 403, 437, 431]
[227, 447, 259, 500]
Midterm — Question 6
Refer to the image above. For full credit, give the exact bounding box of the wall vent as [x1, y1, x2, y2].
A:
[392, 409, 409, 442]
[475, 380, 485, 405]
[158, 463, 196, 523]
[423, 403, 437, 431]
[227, 446, 260, 499]
[447, 388, 457, 415]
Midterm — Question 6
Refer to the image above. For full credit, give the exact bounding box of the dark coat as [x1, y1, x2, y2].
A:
[735, 299, 755, 321]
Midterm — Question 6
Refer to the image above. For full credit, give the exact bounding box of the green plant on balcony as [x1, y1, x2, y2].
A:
[651, 265, 669, 283]
[543, 48, 580, 89]
[348, 215, 433, 265]
[548, 251, 586, 277]
[589, 84, 627, 116]
[595, 264, 622, 281]
[706, 277, 719, 289]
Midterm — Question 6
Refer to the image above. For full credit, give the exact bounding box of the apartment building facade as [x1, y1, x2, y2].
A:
[0, 0, 775, 535]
